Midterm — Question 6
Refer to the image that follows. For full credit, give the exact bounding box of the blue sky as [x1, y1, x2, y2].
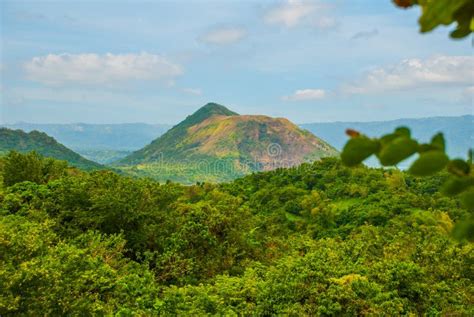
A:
[1, 0, 472, 124]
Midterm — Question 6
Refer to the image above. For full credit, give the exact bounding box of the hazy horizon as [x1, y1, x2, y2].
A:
[2, 110, 472, 126]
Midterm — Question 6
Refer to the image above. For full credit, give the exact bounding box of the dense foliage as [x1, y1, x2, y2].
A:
[341, 127, 473, 241]
[0, 151, 472, 315]
[0, 128, 103, 171]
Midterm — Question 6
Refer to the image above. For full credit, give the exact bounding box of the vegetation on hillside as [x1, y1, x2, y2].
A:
[0, 128, 103, 171]
[118, 103, 239, 165]
[1, 151, 472, 315]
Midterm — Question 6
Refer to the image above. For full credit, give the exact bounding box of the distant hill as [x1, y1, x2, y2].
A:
[0, 128, 104, 171]
[1, 122, 172, 164]
[117, 103, 338, 183]
[301, 115, 474, 160]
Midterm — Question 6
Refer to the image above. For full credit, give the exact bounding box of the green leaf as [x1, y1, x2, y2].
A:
[394, 126, 411, 138]
[430, 133, 445, 151]
[419, 0, 466, 32]
[341, 137, 380, 167]
[378, 137, 418, 166]
[447, 159, 471, 176]
[450, 27, 471, 38]
[450, 1, 474, 38]
[418, 143, 434, 153]
[380, 133, 398, 146]
[441, 176, 474, 196]
[379, 127, 412, 149]
[409, 151, 449, 176]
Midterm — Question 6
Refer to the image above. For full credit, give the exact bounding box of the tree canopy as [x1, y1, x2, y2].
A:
[0, 152, 472, 315]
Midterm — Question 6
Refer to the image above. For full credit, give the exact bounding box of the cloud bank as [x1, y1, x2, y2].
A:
[24, 52, 183, 85]
[343, 55, 474, 94]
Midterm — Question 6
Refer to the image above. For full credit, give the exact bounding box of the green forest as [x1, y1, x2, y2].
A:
[0, 128, 103, 171]
[1, 151, 472, 316]
[1, 0, 473, 315]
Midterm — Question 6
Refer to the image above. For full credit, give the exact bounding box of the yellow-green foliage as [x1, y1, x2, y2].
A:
[1, 154, 472, 316]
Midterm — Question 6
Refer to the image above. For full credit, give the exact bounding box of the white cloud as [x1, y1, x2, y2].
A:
[182, 88, 202, 96]
[24, 52, 183, 85]
[343, 55, 474, 94]
[465, 86, 474, 95]
[199, 27, 246, 45]
[283, 88, 326, 101]
[263, 0, 332, 29]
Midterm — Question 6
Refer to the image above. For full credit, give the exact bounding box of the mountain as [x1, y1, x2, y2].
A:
[8, 115, 471, 166]
[301, 115, 473, 159]
[0, 128, 104, 171]
[117, 103, 338, 182]
[1, 123, 172, 164]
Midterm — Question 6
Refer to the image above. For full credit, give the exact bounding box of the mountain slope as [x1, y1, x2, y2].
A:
[117, 103, 337, 182]
[0, 128, 104, 171]
[2, 122, 172, 151]
[1, 122, 172, 163]
[119, 103, 240, 164]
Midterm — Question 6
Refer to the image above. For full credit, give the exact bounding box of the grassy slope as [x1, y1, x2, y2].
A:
[118, 103, 239, 165]
[0, 128, 104, 171]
